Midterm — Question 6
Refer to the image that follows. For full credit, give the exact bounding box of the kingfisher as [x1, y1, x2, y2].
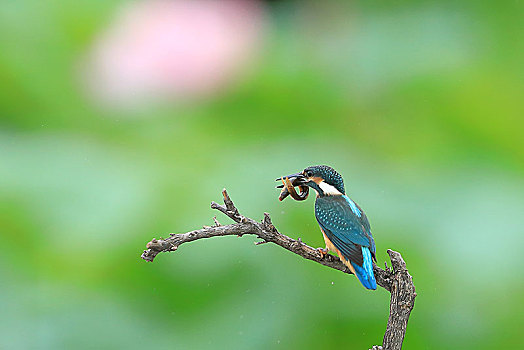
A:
[278, 165, 377, 290]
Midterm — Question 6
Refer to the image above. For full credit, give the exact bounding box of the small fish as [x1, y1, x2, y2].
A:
[276, 176, 309, 201]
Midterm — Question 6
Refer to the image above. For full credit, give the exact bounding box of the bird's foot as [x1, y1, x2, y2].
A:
[317, 247, 328, 258]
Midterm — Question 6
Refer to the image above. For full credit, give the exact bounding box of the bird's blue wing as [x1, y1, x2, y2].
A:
[315, 195, 375, 265]
[353, 201, 375, 255]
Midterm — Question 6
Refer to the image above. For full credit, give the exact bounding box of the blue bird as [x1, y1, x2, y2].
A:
[279, 165, 377, 290]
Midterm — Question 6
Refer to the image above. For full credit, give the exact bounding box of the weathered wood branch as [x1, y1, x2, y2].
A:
[141, 189, 416, 350]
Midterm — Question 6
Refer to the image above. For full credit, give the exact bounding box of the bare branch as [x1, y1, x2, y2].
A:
[382, 250, 417, 349]
[141, 190, 416, 350]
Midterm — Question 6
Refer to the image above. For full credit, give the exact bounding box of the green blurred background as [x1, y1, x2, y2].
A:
[1, 0, 523, 349]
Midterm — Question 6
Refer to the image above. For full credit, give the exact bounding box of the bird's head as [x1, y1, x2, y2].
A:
[279, 165, 345, 197]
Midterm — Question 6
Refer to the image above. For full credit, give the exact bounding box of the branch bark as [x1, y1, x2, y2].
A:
[141, 189, 416, 350]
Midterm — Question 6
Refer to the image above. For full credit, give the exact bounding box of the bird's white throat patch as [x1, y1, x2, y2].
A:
[318, 180, 343, 195]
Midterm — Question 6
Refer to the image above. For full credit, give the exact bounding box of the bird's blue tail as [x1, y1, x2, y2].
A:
[351, 247, 377, 290]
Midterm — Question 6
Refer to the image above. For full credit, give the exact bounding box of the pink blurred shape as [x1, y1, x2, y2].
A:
[82, 0, 267, 110]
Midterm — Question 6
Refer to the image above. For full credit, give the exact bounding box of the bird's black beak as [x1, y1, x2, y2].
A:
[275, 172, 306, 188]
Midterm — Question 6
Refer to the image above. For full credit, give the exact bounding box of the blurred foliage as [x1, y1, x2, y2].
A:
[0, 0, 523, 349]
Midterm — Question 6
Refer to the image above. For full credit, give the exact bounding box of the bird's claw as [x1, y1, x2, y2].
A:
[317, 247, 328, 258]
